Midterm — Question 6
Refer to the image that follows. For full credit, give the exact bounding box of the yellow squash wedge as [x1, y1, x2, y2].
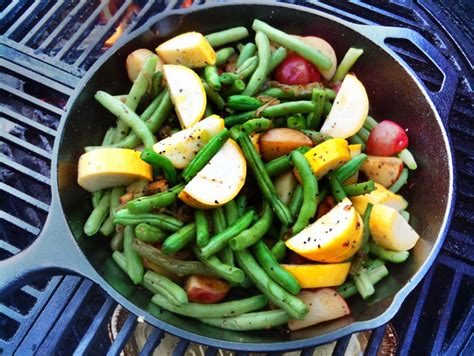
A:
[282, 263, 351, 288]
[304, 138, 351, 179]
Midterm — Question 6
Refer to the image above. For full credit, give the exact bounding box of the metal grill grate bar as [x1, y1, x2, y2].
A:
[0, 131, 52, 160]
[0, 211, 41, 236]
[0, 107, 56, 137]
[19, 1, 66, 45]
[0, 183, 50, 212]
[0, 304, 24, 322]
[332, 334, 351, 356]
[38, 0, 89, 51]
[106, 313, 137, 356]
[1, 84, 64, 116]
[138, 327, 164, 356]
[364, 325, 386, 355]
[20, 285, 41, 299]
[0, 240, 21, 255]
[0, 154, 51, 185]
[55, 1, 109, 60]
[172, 338, 190, 356]
[0, 0, 20, 19]
[74, 0, 134, 67]
[73, 297, 117, 356]
[3, 0, 47, 38]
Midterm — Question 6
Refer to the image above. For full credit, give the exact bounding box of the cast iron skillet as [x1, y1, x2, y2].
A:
[0, 1, 457, 351]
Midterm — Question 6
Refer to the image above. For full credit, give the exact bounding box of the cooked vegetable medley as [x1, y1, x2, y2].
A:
[78, 20, 419, 331]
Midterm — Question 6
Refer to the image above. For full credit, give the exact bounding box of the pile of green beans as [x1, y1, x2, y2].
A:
[82, 20, 420, 332]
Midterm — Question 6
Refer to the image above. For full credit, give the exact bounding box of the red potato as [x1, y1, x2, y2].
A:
[274, 54, 321, 85]
[185, 275, 230, 304]
[360, 155, 404, 188]
[366, 120, 409, 156]
[259, 128, 313, 161]
[288, 288, 351, 331]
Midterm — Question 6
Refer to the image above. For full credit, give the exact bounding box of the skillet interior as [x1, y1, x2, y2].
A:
[57, 3, 452, 346]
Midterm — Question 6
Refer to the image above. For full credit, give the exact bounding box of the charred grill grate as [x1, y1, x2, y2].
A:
[0, 0, 473, 355]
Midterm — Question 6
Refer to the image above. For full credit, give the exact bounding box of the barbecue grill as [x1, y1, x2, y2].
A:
[0, 0, 472, 355]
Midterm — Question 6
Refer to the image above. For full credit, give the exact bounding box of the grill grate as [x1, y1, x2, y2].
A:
[1, 0, 473, 355]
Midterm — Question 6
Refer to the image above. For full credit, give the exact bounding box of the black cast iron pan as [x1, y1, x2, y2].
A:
[0, 1, 457, 351]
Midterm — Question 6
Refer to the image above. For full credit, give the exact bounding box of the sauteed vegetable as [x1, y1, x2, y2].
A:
[78, 20, 420, 331]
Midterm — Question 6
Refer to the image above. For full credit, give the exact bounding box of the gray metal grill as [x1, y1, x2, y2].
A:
[1, 0, 472, 355]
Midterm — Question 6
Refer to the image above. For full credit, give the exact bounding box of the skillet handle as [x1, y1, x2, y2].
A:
[0, 195, 98, 298]
[353, 25, 458, 123]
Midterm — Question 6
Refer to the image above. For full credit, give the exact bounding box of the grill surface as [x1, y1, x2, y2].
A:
[0, 0, 473, 355]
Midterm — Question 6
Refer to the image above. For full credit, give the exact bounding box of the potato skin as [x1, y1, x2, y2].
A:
[185, 275, 230, 304]
[259, 128, 313, 161]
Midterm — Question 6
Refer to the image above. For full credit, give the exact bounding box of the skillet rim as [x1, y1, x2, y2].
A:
[56, 1, 456, 351]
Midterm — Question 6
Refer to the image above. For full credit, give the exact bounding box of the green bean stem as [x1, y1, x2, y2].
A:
[242, 31, 271, 96]
[252, 19, 331, 71]
[205, 27, 249, 48]
[126, 184, 185, 214]
[230, 201, 273, 251]
[132, 239, 216, 277]
[162, 223, 196, 254]
[235, 249, 308, 320]
[200, 309, 290, 331]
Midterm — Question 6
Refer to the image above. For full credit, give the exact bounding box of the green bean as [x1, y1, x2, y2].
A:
[236, 195, 248, 216]
[287, 114, 306, 130]
[288, 185, 304, 218]
[205, 27, 249, 48]
[235, 249, 308, 320]
[142, 279, 182, 306]
[389, 167, 409, 193]
[140, 149, 178, 184]
[112, 55, 157, 143]
[328, 173, 347, 203]
[227, 95, 263, 111]
[264, 146, 311, 177]
[360, 203, 374, 256]
[126, 184, 185, 214]
[95, 91, 155, 149]
[219, 246, 235, 267]
[110, 229, 124, 251]
[145, 270, 188, 304]
[84, 190, 111, 236]
[112, 250, 127, 272]
[271, 240, 287, 262]
[334, 154, 368, 183]
[253, 240, 300, 295]
[236, 43, 256, 67]
[369, 241, 409, 263]
[224, 200, 240, 225]
[306, 88, 326, 130]
[200, 309, 290, 330]
[252, 19, 331, 71]
[203, 81, 225, 110]
[114, 209, 184, 231]
[241, 118, 271, 134]
[400, 210, 410, 222]
[230, 201, 273, 251]
[182, 129, 229, 182]
[195, 210, 210, 247]
[324, 100, 333, 116]
[223, 79, 246, 97]
[301, 129, 331, 145]
[152, 292, 267, 319]
[224, 110, 257, 127]
[291, 151, 318, 234]
[236, 56, 258, 79]
[262, 101, 315, 117]
[332, 47, 364, 82]
[100, 186, 125, 236]
[108, 90, 172, 149]
[204, 65, 221, 91]
[162, 223, 196, 254]
[204, 105, 213, 117]
[268, 47, 288, 73]
[132, 239, 216, 277]
[364, 115, 378, 130]
[215, 47, 235, 65]
[358, 127, 370, 142]
[398, 149, 417, 170]
[343, 180, 376, 196]
[260, 86, 335, 101]
[192, 246, 245, 284]
[99, 216, 115, 236]
[352, 271, 375, 299]
[219, 72, 239, 85]
[124, 226, 144, 284]
[347, 134, 365, 149]
[237, 135, 293, 225]
[210, 207, 227, 234]
[201, 210, 256, 258]
[152, 71, 163, 98]
[134, 223, 166, 243]
[242, 31, 271, 96]
[338, 264, 389, 298]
